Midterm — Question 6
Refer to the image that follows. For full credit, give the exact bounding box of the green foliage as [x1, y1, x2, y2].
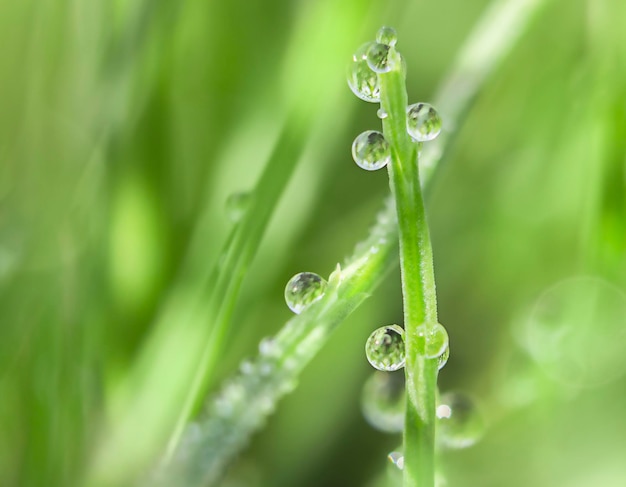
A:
[1, 0, 626, 486]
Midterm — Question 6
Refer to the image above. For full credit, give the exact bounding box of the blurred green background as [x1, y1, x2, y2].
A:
[1, 0, 625, 485]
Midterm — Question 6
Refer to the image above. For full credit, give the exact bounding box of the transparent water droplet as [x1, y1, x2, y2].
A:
[523, 276, 626, 387]
[352, 130, 391, 171]
[284, 272, 327, 314]
[376, 26, 398, 47]
[387, 451, 404, 470]
[240, 359, 254, 375]
[366, 42, 392, 73]
[347, 42, 380, 103]
[437, 392, 485, 449]
[225, 191, 251, 222]
[437, 344, 450, 370]
[259, 337, 278, 357]
[417, 323, 449, 359]
[222, 381, 244, 404]
[361, 371, 405, 432]
[377, 108, 388, 119]
[406, 103, 442, 142]
[259, 362, 273, 376]
[365, 324, 405, 371]
[386, 447, 447, 485]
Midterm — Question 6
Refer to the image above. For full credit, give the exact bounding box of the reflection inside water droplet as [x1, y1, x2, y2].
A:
[365, 325, 405, 371]
[366, 42, 392, 73]
[284, 272, 327, 314]
[417, 323, 449, 359]
[347, 42, 380, 103]
[437, 344, 450, 370]
[407, 102, 442, 142]
[352, 130, 390, 171]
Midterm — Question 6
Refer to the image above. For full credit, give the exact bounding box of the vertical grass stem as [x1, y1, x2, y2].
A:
[379, 49, 439, 487]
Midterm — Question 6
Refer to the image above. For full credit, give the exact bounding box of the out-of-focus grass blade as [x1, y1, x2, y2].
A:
[87, 1, 383, 485]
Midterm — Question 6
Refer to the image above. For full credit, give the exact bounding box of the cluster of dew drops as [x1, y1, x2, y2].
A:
[347, 26, 484, 475]
[279, 26, 484, 480]
[347, 26, 443, 173]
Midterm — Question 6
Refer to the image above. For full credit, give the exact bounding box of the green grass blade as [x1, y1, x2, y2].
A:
[159, 0, 550, 482]
[379, 49, 439, 487]
[158, 201, 397, 485]
[86, 1, 385, 484]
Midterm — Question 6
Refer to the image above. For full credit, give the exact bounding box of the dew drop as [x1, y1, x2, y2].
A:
[284, 272, 327, 314]
[377, 108, 388, 119]
[417, 323, 449, 359]
[406, 103, 442, 142]
[361, 371, 405, 432]
[239, 359, 254, 375]
[225, 191, 251, 222]
[376, 26, 398, 47]
[366, 42, 392, 73]
[259, 362, 273, 376]
[387, 451, 404, 470]
[386, 447, 447, 485]
[259, 337, 278, 357]
[365, 324, 405, 371]
[436, 392, 485, 449]
[352, 130, 391, 171]
[437, 344, 450, 370]
[523, 276, 626, 387]
[347, 42, 380, 103]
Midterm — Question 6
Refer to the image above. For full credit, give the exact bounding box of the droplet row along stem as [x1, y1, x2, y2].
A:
[378, 46, 440, 487]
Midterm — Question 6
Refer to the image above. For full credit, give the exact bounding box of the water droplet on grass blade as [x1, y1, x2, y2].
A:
[284, 272, 327, 314]
[437, 344, 450, 370]
[361, 371, 405, 432]
[376, 26, 398, 47]
[523, 276, 626, 387]
[386, 447, 447, 485]
[347, 43, 380, 103]
[225, 191, 251, 222]
[259, 337, 278, 356]
[366, 324, 405, 371]
[352, 130, 390, 171]
[387, 451, 404, 470]
[239, 359, 254, 375]
[417, 323, 449, 359]
[407, 103, 442, 142]
[366, 43, 392, 73]
[377, 108, 388, 119]
[437, 392, 485, 449]
[259, 362, 273, 376]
